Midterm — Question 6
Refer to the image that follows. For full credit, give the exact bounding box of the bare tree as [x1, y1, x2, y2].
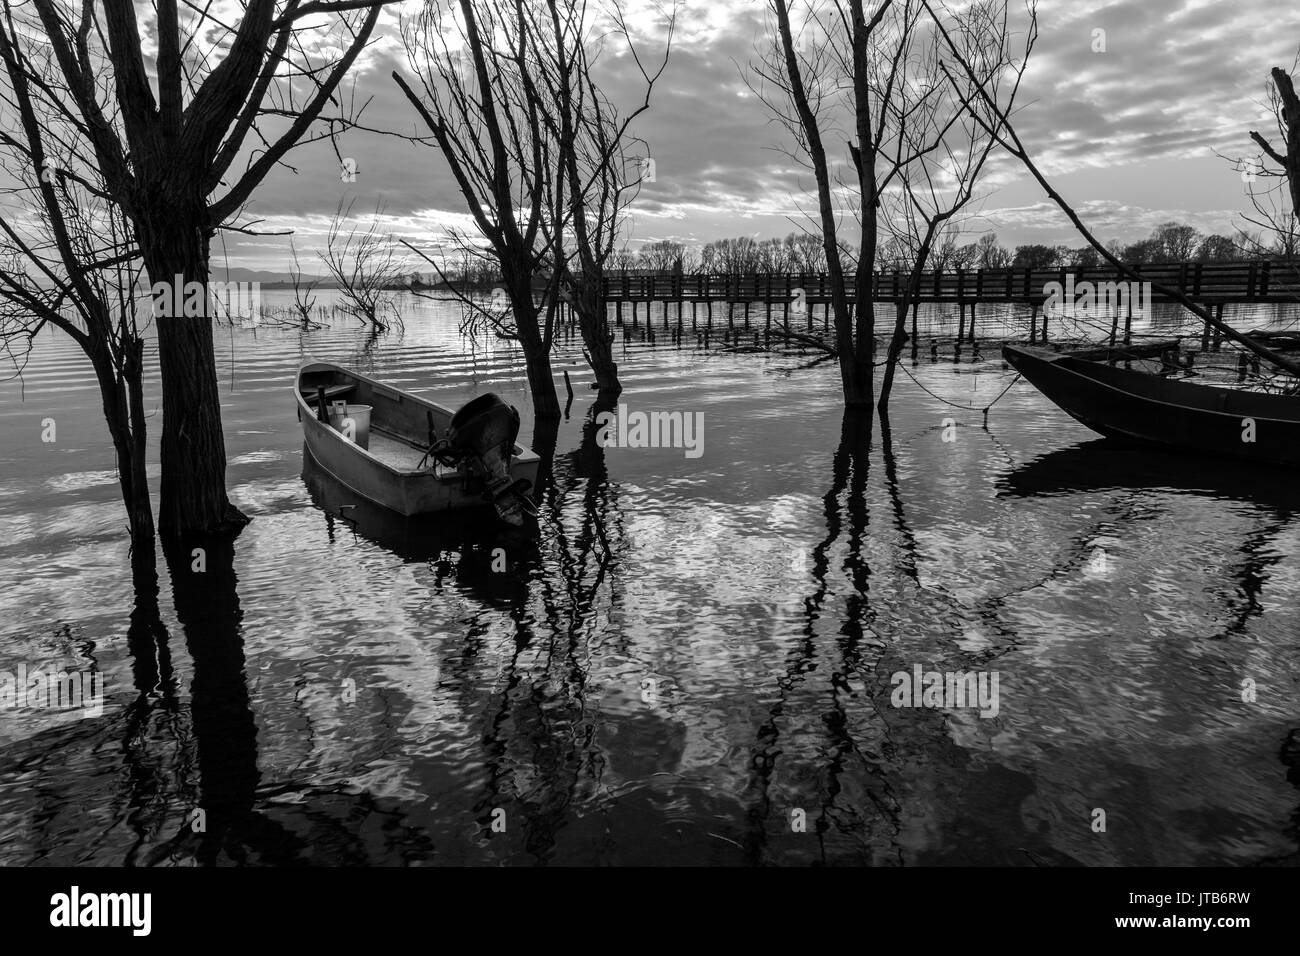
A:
[608, 246, 639, 271]
[975, 230, 1011, 268]
[677, 243, 701, 273]
[1236, 60, 1300, 268]
[876, 0, 1034, 410]
[785, 230, 827, 272]
[756, 237, 790, 272]
[13, 0, 391, 542]
[637, 240, 687, 272]
[1249, 64, 1300, 227]
[288, 239, 323, 330]
[701, 236, 763, 273]
[750, 0, 883, 407]
[752, 0, 1027, 412]
[394, 0, 671, 404]
[394, 0, 567, 418]
[0, 16, 155, 591]
[526, 0, 676, 397]
[321, 203, 405, 336]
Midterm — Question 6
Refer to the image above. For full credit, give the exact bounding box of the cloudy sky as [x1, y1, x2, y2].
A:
[210, 0, 1298, 275]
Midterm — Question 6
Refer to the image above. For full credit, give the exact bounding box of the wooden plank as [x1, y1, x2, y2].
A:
[303, 383, 357, 404]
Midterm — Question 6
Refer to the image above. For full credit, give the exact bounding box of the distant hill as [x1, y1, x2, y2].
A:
[209, 266, 332, 287]
[205, 267, 452, 291]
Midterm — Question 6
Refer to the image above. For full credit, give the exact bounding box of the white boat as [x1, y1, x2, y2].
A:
[294, 362, 541, 524]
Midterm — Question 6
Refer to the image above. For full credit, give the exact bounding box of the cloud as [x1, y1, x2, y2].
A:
[199, 0, 1299, 271]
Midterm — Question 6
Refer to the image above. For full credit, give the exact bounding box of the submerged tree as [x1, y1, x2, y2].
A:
[288, 239, 323, 330]
[752, 0, 1028, 413]
[321, 203, 405, 336]
[15, 0, 390, 541]
[526, 0, 675, 398]
[395, 0, 672, 406]
[0, 50, 155, 593]
[875, 0, 1033, 412]
[395, 0, 568, 418]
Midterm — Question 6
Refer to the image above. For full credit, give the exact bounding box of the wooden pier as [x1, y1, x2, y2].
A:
[601, 260, 1299, 307]
[595, 259, 1300, 347]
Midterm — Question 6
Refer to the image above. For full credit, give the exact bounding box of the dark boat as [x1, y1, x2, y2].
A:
[1003, 344, 1300, 468]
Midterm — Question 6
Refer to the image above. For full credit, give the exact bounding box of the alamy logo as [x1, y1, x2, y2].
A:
[150, 275, 261, 320]
[50, 886, 151, 936]
[890, 664, 1000, 718]
[594, 404, 704, 458]
[1043, 274, 1150, 320]
[0, 662, 104, 717]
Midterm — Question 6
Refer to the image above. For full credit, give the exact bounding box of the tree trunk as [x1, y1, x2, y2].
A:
[581, 317, 621, 396]
[504, 269, 561, 419]
[877, 301, 910, 411]
[91, 343, 158, 602]
[124, 343, 158, 604]
[845, 257, 876, 409]
[528, 412, 561, 498]
[1271, 68, 1300, 222]
[137, 210, 247, 542]
[575, 282, 621, 396]
[839, 350, 875, 407]
[521, 334, 561, 419]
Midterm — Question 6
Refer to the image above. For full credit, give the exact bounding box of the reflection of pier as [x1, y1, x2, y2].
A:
[600, 260, 1300, 346]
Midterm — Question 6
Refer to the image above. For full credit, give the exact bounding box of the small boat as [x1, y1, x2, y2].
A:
[1003, 344, 1300, 469]
[295, 362, 541, 524]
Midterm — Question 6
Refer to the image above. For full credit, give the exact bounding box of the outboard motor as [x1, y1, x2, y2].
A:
[447, 393, 533, 525]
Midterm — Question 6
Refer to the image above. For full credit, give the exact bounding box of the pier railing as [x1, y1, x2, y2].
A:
[599, 260, 1300, 305]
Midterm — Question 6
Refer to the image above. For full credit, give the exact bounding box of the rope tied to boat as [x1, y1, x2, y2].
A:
[898, 361, 1023, 422]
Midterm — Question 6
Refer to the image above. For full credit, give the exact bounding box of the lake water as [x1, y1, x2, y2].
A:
[1, 291, 1298, 865]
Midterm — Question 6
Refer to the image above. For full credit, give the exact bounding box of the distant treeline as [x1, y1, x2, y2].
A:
[406, 222, 1286, 287]
[612, 223, 1286, 275]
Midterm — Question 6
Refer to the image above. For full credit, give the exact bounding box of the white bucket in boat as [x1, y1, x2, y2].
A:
[328, 402, 372, 450]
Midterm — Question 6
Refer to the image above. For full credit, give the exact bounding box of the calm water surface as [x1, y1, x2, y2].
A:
[1, 293, 1298, 865]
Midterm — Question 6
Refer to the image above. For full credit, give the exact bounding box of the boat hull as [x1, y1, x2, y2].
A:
[1003, 345, 1300, 469]
[296, 363, 541, 516]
